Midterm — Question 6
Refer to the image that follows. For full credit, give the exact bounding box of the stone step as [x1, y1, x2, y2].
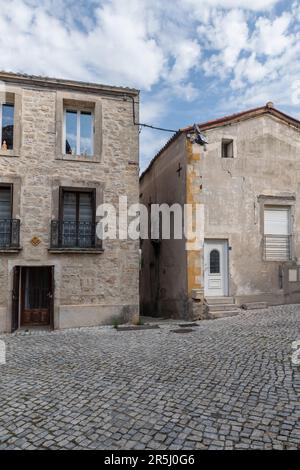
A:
[210, 309, 241, 319]
[208, 304, 238, 312]
[241, 302, 268, 310]
[206, 296, 235, 305]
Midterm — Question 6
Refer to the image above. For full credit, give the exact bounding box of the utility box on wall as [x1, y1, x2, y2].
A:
[282, 263, 300, 303]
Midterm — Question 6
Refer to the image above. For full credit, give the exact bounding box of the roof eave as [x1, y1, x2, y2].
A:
[0, 71, 139, 97]
[140, 104, 300, 181]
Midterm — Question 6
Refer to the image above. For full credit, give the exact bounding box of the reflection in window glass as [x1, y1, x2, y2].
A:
[65, 109, 93, 156]
[65, 110, 77, 155]
[1, 104, 14, 150]
[80, 112, 93, 156]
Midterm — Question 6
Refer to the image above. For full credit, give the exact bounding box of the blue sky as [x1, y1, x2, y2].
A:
[0, 0, 299, 170]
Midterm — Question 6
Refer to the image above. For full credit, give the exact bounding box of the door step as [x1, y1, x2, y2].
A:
[205, 297, 241, 320]
[208, 304, 238, 312]
[241, 302, 268, 310]
[209, 310, 241, 319]
[206, 296, 235, 305]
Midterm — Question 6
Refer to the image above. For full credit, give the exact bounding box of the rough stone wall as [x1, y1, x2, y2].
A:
[201, 114, 300, 304]
[186, 139, 205, 319]
[0, 82, 139, 332]
[140, 134, 188, 319]
[140, 111, 300, 320]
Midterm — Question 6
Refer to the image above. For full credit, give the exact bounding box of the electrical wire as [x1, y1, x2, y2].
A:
[127, 95, 178, 133]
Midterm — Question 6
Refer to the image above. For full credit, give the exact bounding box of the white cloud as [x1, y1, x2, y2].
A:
[140, 128, 170, 171]
[0, 0, 299, 171]
[169, 40, 202, 83]
[230, 53, 270, 89]
[182, 0, 280, 15]
[197, 3, 299, 101]
[0, 0, 166, 88]
[199, 9, 249, 74]
[140, 97, 168, 124]
[202, 0, 279, 9]
[250, 12, 293, 57]
[0, 0, 290, 95]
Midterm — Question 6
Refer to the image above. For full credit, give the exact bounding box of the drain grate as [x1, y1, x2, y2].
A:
[171, 328, 194, 334]
[178, 323, 199, 328]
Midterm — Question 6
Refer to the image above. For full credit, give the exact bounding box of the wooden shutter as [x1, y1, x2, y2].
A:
[0, 186, 12, 219]
[79, 192, 93, 222]
[63, 191, 77, 221]
[264, 207, 291, 260]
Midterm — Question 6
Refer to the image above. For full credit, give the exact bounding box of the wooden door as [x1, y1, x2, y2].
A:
[21, 267, 51, 326]
[11, 266, 20, 332]
[49, 266, 54, 328]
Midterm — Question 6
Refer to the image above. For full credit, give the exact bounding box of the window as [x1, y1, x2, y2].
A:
[64, 109, 93, 157]
[0, 186, 12, 247]
[288, 268, 300, 282]
[50, 188, 96, 248]
[264, 206, 291, 261]
[222, 139, 234, 158]
[61, 189, 94, 247]
[0, 186, 12, 219]
[62, 190, 94, 223]
[0, 103, 14, 150]
[210, 249, 220, 273]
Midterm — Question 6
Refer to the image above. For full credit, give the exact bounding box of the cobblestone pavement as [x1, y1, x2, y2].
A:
[0, 305, 299, 450]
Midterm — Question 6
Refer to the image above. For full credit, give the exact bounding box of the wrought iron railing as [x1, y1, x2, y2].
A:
[0, 219, 20, 248]
[50, 220, 97, 249]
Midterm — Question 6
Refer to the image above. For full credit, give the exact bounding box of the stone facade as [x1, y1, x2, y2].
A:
[0, 72, 140, 332]
[140, 104, 300, 318]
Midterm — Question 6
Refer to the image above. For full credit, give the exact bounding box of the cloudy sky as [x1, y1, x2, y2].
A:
[0, 0, 299, 169]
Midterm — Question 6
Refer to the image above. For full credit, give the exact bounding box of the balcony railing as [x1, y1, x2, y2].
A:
[0, 219, 20, 248]
[50, 220, 97, 249]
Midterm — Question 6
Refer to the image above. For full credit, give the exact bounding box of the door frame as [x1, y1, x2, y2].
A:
[12, 265, 55, 330]
[204, 239, 229, 297]
[11, 266, 20, 332]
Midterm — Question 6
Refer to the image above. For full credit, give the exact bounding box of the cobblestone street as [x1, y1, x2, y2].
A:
[0, 305, 299, 450]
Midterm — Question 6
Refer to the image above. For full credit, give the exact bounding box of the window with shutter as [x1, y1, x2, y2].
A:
[264, 206, 291, 261]
[59, 189, 95, 248]
[0, 186, 12, 247]
[0, 186, 11, 219]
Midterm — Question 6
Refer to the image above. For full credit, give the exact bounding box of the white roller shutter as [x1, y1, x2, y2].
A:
[264, 207, 291, 261]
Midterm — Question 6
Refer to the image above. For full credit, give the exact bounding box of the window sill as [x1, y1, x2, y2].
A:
[263, 259, 293, 263]
[0, 150, 20, 158]
[57, 154, 100, 163]
[0, 247, 22, 253]
[48, 247, 104, 254]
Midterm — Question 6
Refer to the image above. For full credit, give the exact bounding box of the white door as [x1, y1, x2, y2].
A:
[204, 240, 229, 297]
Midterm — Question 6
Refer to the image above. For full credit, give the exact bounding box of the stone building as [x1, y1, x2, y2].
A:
[140, 103, 300, 319]
[0, 71, 140, 332]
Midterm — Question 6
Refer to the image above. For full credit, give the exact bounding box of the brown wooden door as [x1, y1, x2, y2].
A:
[21, 267, 51, 326]
[11, 266, 20, 332]
[49, 266, 54, 328]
